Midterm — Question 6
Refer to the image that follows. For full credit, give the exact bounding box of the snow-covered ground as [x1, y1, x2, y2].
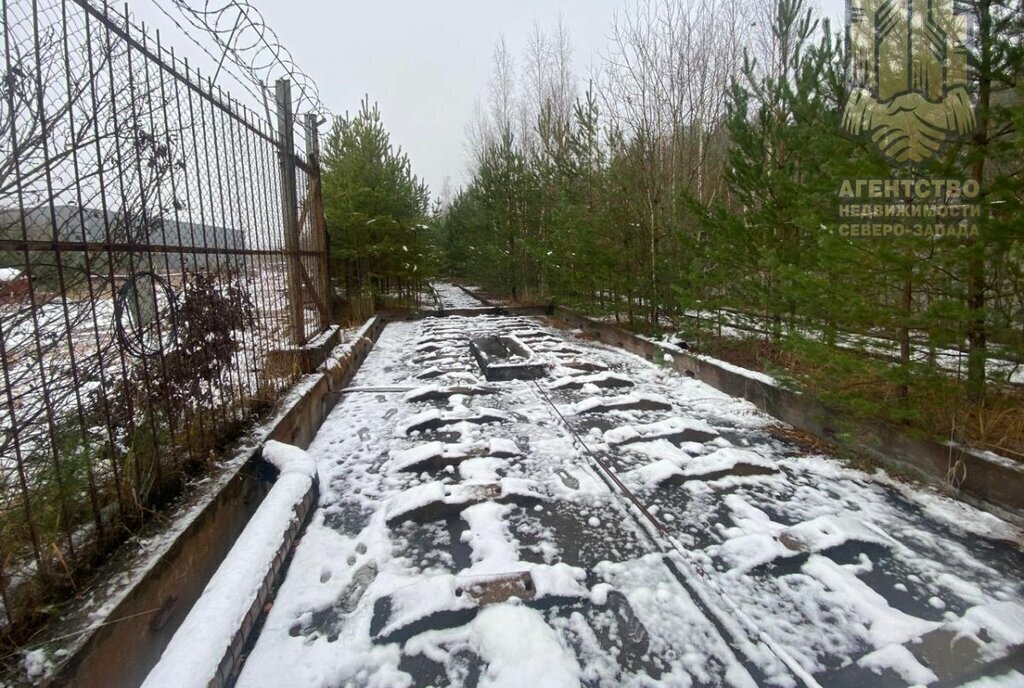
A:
[237, 312, 1024, 688]
[681, 308, 1024, 386]
[431, 282, 487, 310]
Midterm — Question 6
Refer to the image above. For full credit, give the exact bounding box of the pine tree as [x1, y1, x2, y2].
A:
[321, 97, 430, 304]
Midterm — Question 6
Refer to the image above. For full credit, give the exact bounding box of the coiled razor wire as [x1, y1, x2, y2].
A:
[152, 0, 331, 123]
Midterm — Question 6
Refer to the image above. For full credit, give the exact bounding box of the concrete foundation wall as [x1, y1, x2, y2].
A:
[45, 304, 1021, 687]
[52, 460, 271, 688]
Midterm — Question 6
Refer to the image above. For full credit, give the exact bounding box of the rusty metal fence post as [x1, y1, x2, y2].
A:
[304, 113, 332, 319]
[275, 79, 305, 345]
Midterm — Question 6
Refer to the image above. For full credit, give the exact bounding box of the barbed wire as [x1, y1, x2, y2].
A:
[138, 0, 272, 118]
[149, 0, 331, 125]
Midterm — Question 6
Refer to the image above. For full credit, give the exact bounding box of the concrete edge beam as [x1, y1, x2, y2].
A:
[141, 442, 318, 688]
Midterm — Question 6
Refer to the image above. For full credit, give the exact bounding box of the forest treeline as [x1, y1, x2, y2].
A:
[322, 0, 1023, 455]
[321, 97, 434, 315]
[432, 0, 1023, 447]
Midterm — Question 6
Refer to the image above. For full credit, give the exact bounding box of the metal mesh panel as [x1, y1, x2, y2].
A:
[0, 0, 329, 647]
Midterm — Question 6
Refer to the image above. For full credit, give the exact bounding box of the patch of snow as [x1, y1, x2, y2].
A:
[488, 437, 520, 457]
[386, 482, 448, 523]
[390, 441, 445, 471]
[0, 267, 23, 282]
[955, 444, 1024, 474]
[529, 564, 588, 598]
[693, 354, 778, 386]
[589, 583, 613, 606]
[143, 443, 315, 688]
[461, 502, 518, 574]
[396, 410, 443, 436]
[803, 555, 941, 648]
[620, 458, 683, 488]
[551, 372, 633, 390]
[263, 439, 317, 478]
[22, 649, 51, 682]
[682, 447, 773, 477]
[460, 457, 504, 483]
[573, 393, 672, 414]
[856, 644, 938, 685]
[880, 481, 1024, 544]
[953, 602, 1024, 654]
[960, 671, 1024, 687]
[406, 605, 581, 688]
[603, 416, 717, 445]
[378, 574, 475, 640]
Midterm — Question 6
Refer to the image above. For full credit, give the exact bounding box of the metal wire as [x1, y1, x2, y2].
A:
[113, 270, 178, 357]
[151, 0, 331, 126]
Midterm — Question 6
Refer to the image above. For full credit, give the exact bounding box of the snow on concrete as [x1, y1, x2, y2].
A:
[573, 392, 672, 415]
[431, 282, 487, 310]
[405, 604, 582, 688]
[263, 439, 317, 478]
[802, 554, 941, 647]
[461, 502, 518, 574]
[459, 457, 504, 483]
[390, 441, 448, 471]
[856, 644, 938, 685]
[551, 371, 634, 389]
[235, 312, 1024, 688]
[603, 416, 717, 445]
[961, 672, 1024, 688]
[143, 441, 315, 688]
[488, 437, 520, 457]
[693, 353, 779, 386]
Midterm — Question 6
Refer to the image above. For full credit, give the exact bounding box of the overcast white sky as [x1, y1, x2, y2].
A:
[133, 0, 846, 196]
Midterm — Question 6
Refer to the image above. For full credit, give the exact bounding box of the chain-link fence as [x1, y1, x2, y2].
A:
[0, 0, 330, 649]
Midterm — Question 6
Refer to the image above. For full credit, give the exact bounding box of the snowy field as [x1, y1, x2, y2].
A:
[238, 311, 1024, 687]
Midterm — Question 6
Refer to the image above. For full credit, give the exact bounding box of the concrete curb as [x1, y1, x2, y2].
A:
[141, 442, 318, 688]
[547, 308, 1024, 517]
